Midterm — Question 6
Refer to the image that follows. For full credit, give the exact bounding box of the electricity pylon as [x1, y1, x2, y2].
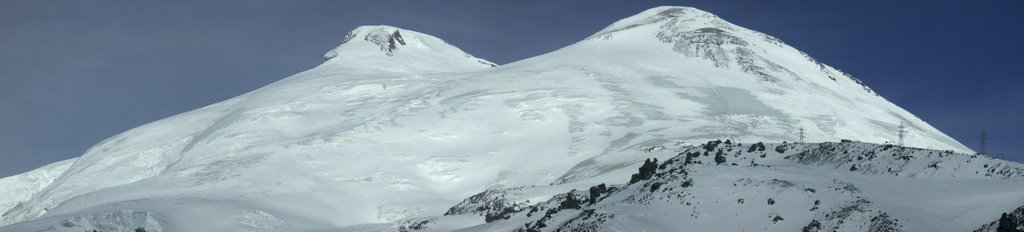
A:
[798, 126, 805, 143]
[896, 121, 907, 147]
[980, 128, 988, 155]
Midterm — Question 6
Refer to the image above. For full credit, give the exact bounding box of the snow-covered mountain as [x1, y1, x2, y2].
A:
[1, 6, 1016, 232]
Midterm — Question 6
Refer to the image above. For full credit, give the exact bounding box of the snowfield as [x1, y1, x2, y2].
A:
[1, 6, 1018, 232]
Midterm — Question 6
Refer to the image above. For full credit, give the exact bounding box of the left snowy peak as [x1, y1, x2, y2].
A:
[322, 25, 497, 72]
[0, 24, 498, 232]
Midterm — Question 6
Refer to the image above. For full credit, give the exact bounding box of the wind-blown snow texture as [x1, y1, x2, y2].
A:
[1, 6, 1012, 232]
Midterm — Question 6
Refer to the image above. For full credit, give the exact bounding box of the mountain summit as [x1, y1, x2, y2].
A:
[590, 6, 727, 37]
[323, 25, 496, 73]
[0, 6, 1015, 232]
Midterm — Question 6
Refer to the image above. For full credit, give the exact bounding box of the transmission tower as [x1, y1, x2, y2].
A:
[980, 128, 988, 155]
[798, 126, 805, 143]
[896, 121, 907, 147]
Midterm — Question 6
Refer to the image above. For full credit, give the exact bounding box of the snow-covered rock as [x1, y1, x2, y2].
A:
[975, 205, 1024, 232]
[400, 141, 1024, 232]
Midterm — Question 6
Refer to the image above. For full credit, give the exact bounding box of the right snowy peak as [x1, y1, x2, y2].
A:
[590, 6, 729, 38]
[526, 6, 972, 153]
[586, 6, 859, 85]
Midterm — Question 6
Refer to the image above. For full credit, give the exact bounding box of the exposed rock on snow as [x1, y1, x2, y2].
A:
[322, 25, 496, 72]
[975, 205, 1024, 232]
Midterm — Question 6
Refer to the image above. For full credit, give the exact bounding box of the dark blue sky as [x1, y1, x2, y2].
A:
[1, 0, 1021, 177]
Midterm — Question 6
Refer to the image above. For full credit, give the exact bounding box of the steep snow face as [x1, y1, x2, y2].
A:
[322, 25, 496, 72]
[0, 6, 984, 232]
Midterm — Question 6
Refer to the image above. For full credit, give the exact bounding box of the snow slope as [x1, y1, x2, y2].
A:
[0, 6, 1004, 232]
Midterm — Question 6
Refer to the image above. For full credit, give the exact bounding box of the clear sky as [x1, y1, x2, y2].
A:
[1, 0, 1021, 177]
